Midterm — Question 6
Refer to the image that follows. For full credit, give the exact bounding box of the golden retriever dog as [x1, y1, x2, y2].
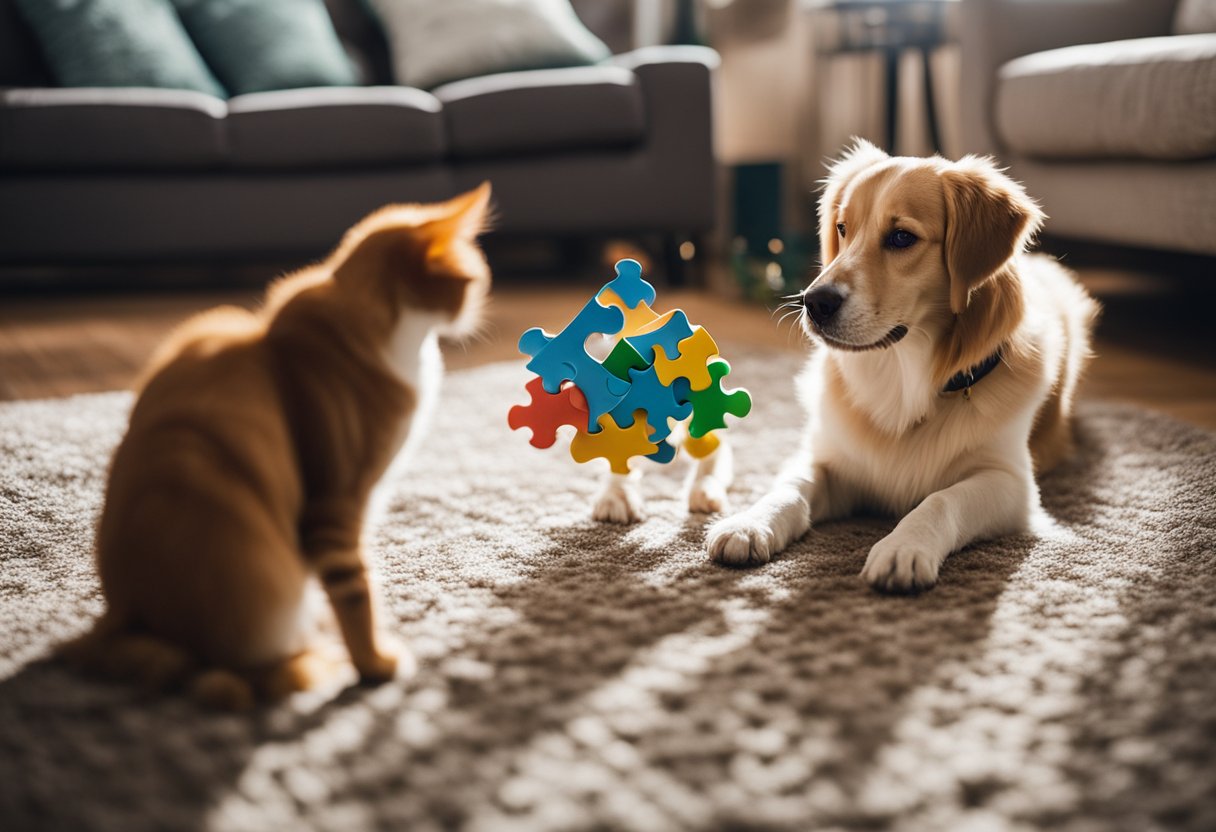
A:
[706, 140, 1098, 591]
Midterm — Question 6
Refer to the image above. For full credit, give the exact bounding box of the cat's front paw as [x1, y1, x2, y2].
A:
[357, 638, 415, 684]
[706, 511, 779, 566]
[592, 480, 643, 524]
[861, 534, 944, 593]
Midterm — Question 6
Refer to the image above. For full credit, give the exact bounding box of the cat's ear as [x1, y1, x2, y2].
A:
[331, 183, 492, 289]
[420, 182, 493, 265]
[411, 183, 492, 330]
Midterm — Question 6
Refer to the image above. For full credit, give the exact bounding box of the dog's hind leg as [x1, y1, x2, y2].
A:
[687, 434, 733, 514]
[593, 471, 645, 524]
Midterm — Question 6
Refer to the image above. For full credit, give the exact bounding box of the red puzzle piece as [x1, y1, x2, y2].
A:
[508, 376, 590, 449]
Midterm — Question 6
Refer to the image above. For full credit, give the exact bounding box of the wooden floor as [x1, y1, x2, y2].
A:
[2, 266, 1215, 430]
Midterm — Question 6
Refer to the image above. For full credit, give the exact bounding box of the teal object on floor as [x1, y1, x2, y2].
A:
[171, 0, 358, 96]
[12, 0, 225, 96]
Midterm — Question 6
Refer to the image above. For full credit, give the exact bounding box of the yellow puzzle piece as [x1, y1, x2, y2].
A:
[569, 411, 658, 474]
[683, 431, 720, 459]
[597, 288, 659, 339]
[653, 326, 720, 391]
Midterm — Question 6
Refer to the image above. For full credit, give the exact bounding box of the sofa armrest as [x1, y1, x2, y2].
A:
[610, 45, 722, 73]
[610, 45, 721, 231]
[612, 45, 719, 151]
[960, 0, 1180, 155]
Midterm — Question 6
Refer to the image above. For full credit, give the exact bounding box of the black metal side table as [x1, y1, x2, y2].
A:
[813, 0, 953, 154]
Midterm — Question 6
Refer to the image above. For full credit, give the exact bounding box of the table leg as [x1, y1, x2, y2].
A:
[883, 47, 899, 153]
[921, 47, 943, 154]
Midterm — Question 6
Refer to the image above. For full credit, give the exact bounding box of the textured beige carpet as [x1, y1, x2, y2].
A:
[1, 351, 1215, 832]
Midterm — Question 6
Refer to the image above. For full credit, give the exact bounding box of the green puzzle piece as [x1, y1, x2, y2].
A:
[603, 339, 648, 382]
[687, 358, 752, 438]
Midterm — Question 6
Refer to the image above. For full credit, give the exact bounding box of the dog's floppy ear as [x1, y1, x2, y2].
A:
[941, 158, 1043, 314]
[818, 138, 889, 264]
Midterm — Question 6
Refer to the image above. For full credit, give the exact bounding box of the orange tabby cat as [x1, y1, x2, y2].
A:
[61, 184, 492, 709]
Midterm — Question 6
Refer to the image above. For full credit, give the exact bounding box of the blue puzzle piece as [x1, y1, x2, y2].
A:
[598, 258, 656, 309]
[625, 309, 694, 365]
[646, 440, 677, 464]
[608, 365, 693, 442]
[518, 328, 552, 359]
[671, 377, 692, 405]
[518, 299, 629, 421]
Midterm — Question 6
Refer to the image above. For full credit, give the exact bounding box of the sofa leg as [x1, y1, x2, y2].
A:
[663, 234, 693, 288]
[558, 236, 598, 280]
[664, 233, 709, 288]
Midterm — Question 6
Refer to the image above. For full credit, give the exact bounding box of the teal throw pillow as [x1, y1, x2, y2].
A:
[364, 0, 612, 90]
[171, 0, 359, 96]
[11, 0, 225, 96]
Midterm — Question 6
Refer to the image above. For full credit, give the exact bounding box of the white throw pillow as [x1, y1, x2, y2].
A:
[1174, 0, 1216, 34]
[366, 0, 611, 90]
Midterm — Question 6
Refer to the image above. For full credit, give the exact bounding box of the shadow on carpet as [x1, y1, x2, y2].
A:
[1, 352, 1214, 832]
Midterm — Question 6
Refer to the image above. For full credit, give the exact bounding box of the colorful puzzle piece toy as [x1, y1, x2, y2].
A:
[647, 439, 678, 464]
[625, 309, 695, 366]
[598, 258, 656, 309]
[598, 288, 659, 339]
[570, 412, 659, 475]
[508, 377, 590, 448]
[682, 432, 720, 459]
[510, 258, 752, 475]
[653, 326, 719, 391]
[609, 365, 693, 442]
[686, 358, 752, 438]
[518, 298, 630, 420]
[602, 339, 648, 382]
[596, 259, 659, 339]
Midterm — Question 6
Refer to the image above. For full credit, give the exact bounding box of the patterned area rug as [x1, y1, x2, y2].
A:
[1, 351, 1215, 831]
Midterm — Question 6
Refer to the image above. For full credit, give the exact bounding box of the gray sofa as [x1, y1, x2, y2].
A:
[0, 0, 718, 266]
[960, 0, 1216, 256]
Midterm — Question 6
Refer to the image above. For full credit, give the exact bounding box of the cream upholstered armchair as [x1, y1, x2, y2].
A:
[959, 0, 1216, 256]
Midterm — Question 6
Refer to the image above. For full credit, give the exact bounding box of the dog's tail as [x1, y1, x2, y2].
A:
[56, 611, 256, 710]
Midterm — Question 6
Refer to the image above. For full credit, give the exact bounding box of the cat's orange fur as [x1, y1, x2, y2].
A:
[60, 184, 493, 709]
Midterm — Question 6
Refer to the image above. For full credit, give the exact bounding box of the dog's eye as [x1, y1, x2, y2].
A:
[836, 222, 846, 238]
[886, 229, 917, 249]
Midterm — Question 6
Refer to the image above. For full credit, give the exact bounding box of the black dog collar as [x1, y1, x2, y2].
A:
[941, 347, 1004, 399]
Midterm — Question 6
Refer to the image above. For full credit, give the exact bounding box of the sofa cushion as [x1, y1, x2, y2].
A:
[323, 0, 393, 85]
[996, 34, 1216, 161]
[226, 87, 445, 168]
[170, 0, 358, 96]
[0, 0, 52, 86]
[0, 87, 225, 171]
[1174, 0, 1216, 35]
[1010, 157, 1216, 256]
[435, 65, 644, 159]
[365, 0, 610, 91]
[10, 0, 225, 96]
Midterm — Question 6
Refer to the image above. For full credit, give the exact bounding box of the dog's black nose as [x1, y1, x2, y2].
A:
[804, 287, 844, 327]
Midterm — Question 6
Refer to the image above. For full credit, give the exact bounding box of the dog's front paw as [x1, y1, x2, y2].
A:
[861, 535, 944, 593]
[706, 512, 779, 567]
[688, 476, 730, 515]
[592, 481, 643, 524]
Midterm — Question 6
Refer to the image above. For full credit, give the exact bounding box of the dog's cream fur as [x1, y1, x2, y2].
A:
[592, 431, 735, 524]
[706, 141, 1098, 591]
